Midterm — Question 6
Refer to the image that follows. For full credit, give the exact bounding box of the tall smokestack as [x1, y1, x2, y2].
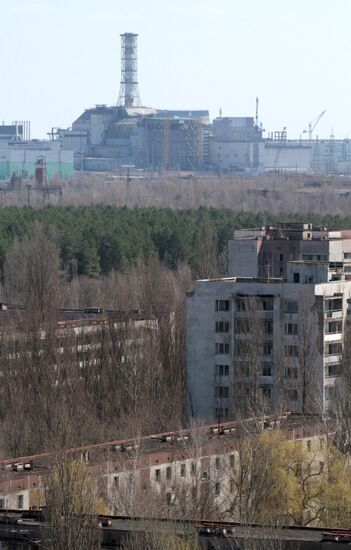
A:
[117, 33, 142, 108]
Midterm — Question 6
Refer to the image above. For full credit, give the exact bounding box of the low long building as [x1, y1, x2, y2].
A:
[0, 413, 328, 515]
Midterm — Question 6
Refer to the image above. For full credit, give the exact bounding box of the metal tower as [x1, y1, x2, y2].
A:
[117, 33, 142, 108]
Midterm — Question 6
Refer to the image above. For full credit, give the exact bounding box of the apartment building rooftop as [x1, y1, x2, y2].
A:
[0, 412, 327, 482]
[0, 304, 149, 331]
[233, 223, 351, 241]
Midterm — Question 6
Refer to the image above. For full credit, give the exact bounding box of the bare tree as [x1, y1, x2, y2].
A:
[4, 222, 61, 326]
[232, 296, 273, 418]
[296, 289, 321, 415]
[193, 212, 220, 279]
[42, 454, 101, 550]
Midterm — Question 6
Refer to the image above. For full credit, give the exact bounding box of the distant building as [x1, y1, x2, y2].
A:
[187, 223, 351, 422]
[210, 117, 312, 173]
[59, 105, 209, 171]
[0, 305, 155, 379]
[0, 140, 73, 181]
[0, 412, 326, 512]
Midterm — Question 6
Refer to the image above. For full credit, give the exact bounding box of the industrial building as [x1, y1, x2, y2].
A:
[187, 223, 351, 422]
[0, 121, 73, 181]
[209, 117, 313, 173]
[58, 33, 209, 172]
[45, 33, 351, 176]
[3, 34, 349, 177]
[60, 105, 208, 171]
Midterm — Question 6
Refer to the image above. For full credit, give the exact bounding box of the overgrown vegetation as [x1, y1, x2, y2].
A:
[0, 206, 349, 277]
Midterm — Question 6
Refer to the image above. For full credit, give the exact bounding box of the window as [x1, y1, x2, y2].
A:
[215, 342, 230, 354]
[230, 479, 235, 493]
[166, 466, 172, 480]
[279, 253, 284, 262]
[264, 320, 273, 335]
[262, 387, 272, 399]
[17, 495, 24, 509]
[286, 389, 298, 401]
[166, 493, 172, 506]
[216, 300, 230, 311]
[236, 362, 250, 376]
[327, 363, 341, 376]
[236, 298, 246, 312]
[155, 469, 161, 483]
[260, 298, 274, 311]
[215, 482, 221, 496]
[285, 323, 298, 335]
[0, 498, 4, 509]
[216, 364, 229, 376]
[215, 321, 230, 333]
[344, 253, 351, 259]
[235, 319, 251, 333]
[191, 486, 197, 500]
[326, 321, 342, 334]
[324, 298, 342, 312]
[215, 457, 220, 471]
[191, 462, 196, 476]
[230, 454, 235, 468]
[180, 464, 186, 478]
[284, 301, 298, 314]
[216, 386, 229, 398]
[285, 345, 298, 357]
[286, 367, 298, 379]
[307, 440, 311, 452]
[113, 476, 119, 489]
[303, 254, 328, 261]
[263, 342, 273, 356]
[215, 407, 229, 419]
[202, 471, 208, 481]
[325, 342, 342, 356]
[293, 272, 300, 283]
[262, 365, 272, 376]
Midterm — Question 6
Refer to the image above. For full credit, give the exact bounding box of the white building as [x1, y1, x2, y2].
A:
[186, 224, 351, 422]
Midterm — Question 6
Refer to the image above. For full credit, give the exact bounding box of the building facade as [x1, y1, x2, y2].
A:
[187, 223, 351, 422]
[0, 413, 325, 514]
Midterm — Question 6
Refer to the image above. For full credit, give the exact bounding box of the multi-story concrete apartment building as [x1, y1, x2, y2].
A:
[187, 223, 351, 421]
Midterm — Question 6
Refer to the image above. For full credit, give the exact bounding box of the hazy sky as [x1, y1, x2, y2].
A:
[1, 0, 350, 139]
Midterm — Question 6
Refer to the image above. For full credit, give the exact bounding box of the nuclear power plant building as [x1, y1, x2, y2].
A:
[55, 32, 351, 175]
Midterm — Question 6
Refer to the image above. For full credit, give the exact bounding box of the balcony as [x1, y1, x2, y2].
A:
[324, 310, 343, 320]
[324, 354, 342, 365]
[324, 333, 343, 342]
[260, 375, 274, 385]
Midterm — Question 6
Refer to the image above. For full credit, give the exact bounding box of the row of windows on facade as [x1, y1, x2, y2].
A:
[0, 495, 23, 509]
[216, 342, 273, 355]
[113, 471, 225, 500]
[216, 363, 274, 378]
[215, 384, 274, 401]
[216, 299, 298, 313]
[217, 320, 301, 336]
[216, 298, 343, 314]
[216, 320, 274, 335]
[216, 299, 274, 312]
[216, 320, 343, 336]
[217, 341, 343, 357]
[150, 455, 236, 484]
[216, 362, 342, 381]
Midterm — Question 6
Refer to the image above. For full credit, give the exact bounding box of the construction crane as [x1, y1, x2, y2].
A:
[303, 110, 326, 140]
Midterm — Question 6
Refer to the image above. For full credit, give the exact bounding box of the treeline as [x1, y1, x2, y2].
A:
[0, 206, 350, 276]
